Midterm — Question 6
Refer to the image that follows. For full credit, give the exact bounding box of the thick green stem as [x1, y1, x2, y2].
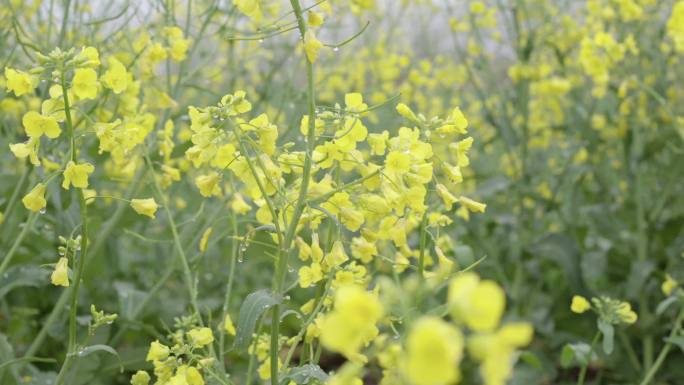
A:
[0, 164, 30, 237]
[577, 332, 600, 385]
[0, 212, 38, 275]
[270, 1, 317, 384]
[219, 206, 239, 367]
[54, 72, 89, 385]
[639, 308, 684, 385]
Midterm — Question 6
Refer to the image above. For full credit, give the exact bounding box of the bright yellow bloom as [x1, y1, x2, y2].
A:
[5, 67, 38, 96]
[667, 1, 684, 52]
[662, 274, 678, 296]
[23, 111, 61, 139]
[345, 93, 368, 113]
[72, 68, 98, 99]
[467, 322, 533, 385]
[22, 183, 47, 212]
[130, 198, 158, 218]
[616, 302, 638, 324]
[570, 295, 591, 313]
[458, 196, 486, 213]
[130, 370, 151, 385]
[75, 46, 100, 67]
[172, 365, 204, 385]
[234, 0, 263, 21]
[187, 327, 214, 348]
[307, 11, 324, 27]
[448, 273, 505, 332]
[403, 317, 464, 385]
[303, 30, 324, 63]
[436, 184, 458, 210]
[199, 227, 212, 252]
[385, 151, 411, 174]
[224, 314, 236, 336]
[10, 137, 41, 165]
[101, 57, 128, 94]
[396, 103, 418, 122]
[146, 340, 170, 361]
[62, 161, 95, 189]
[195, 172, 221, 197]
[320, 285, 383, 360]
[51, 257, 70, 287]
[299, 262, 323, 288]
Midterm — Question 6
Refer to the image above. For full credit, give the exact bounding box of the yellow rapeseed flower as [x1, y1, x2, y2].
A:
[131, 198, 159, 218]
[403, 317, 464, 385]
[101, 57, 129, 94]
[62, 161, 95, 189]
[146, 340, 170, 361]
[22, 111, 61, 139]
[72, 68, 98, 99]
[570, 295, 591, 313]
[187, 327, 214, 348]
[22, 183, 47, 212]
[5, 67, 38, 96]
[51, 257, 70, 287]
[303, 30, 324, 63]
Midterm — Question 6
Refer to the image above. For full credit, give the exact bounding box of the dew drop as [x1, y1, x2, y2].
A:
[333, 47, 339, 52]
[39, 208, 46, 214]
[258, 39, 264, 44]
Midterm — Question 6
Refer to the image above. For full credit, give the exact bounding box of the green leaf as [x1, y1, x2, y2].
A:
[0, 333, 17, 383]
[280, 364, 328, 385]
[656, 296, 679, 315]
[664, 336, 684, 354]
[70, 344, 122, 371]
[560, 344, 575, 368]
[0, 265, 49, 299]
[598, 320, 614, 355]
[234, 290, 281, 351]
[519, 351, 542, 370]
[563, 342, 593, 366]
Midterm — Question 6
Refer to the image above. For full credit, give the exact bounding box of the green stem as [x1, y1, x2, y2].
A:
[0, 164, 30, 236]
[270, 2, 317, 384]
[55, 72, 89, 385]
[143, 150, 224, 376]
[143, 151, 200, 317]
[0, 212, 38, 276]
[577, 332, 600, 385]
[639, 308, 684, 385]
[57, 0, 72, 47]
[219, 205, 239, 367]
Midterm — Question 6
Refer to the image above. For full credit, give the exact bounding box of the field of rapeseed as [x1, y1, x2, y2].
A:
[1, 0, 684, 384]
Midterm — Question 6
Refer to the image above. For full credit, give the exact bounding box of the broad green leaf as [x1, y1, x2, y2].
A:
[234, 289, 281, 351]
[70, 344, 122, 371]
[655, 296, 679, 315]
[0, 265, 49, 299]
[598, 320, 614, 355]
[560, 344, 575, 368]
[280, 364, 328, 385]
[519, 351, 542, 370]
[664, 336, 684, 354]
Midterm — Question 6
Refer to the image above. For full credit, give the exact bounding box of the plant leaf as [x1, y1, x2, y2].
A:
[234, 289, 281, 351]
[598, 319, 614, 355]
[70, 344, 122, 371]
[0, 265, 49, 299]
[280, 364, 329, 385]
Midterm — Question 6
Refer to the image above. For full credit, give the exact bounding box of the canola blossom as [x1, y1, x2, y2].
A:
[1, 1, 683, 385]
